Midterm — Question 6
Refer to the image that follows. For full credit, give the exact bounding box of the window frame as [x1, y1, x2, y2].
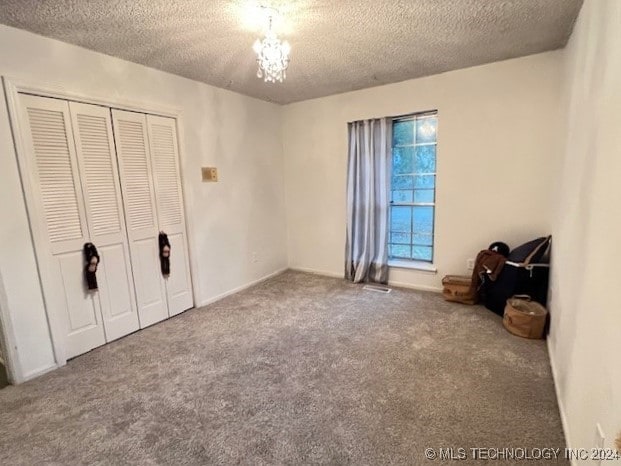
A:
[388, 110, 438, 264]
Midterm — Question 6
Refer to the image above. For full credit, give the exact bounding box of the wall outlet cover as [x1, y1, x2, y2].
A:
[202, 167, 218, 182]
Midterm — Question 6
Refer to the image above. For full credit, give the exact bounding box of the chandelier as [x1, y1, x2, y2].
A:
[252, 15, 291, 83]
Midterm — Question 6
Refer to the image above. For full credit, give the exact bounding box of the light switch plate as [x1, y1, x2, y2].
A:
[202, 167, 218, 182]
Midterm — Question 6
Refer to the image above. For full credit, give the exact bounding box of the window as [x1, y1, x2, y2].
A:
[389, 112, 438, 263]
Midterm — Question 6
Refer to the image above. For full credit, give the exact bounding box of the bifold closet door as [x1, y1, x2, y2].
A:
[146, 115, 194, 315]
[69, 102, 140, 341]
[111, 109, 168, 327]
[16, 94, 106, 359]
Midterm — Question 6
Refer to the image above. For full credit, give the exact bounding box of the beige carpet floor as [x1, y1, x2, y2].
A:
[0, 271, 566, 464]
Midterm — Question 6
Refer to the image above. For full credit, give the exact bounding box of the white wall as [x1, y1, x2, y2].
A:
[549, 0, 621, 458]
[282, 52, 563, 290]
[0, 25, 287, 381]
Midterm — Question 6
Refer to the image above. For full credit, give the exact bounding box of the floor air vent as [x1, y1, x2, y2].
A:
[363, 284, 392, 293]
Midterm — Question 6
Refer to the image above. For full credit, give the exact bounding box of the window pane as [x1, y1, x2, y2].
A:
[390, 244, 411, 259]
[413, 233, 433, 246]
[393, 120, 414, 146]
[390, 206, 411, 232]
[392, 146, 414, 174]
[413, 189, 434, 203]
[392, 190, 413, 203]
[413, 246, 433, 261]
[413, 174, 435, 189]
[413, 206, 434, 235]
[390, 232, 411, 244]
[416, 117, 437, 143]
[392, 174, 415, 190]
[414, 145, 436, 173]
[389, 113, 437, 265]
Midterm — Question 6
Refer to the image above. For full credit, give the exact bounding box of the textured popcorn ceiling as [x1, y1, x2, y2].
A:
[0, 0, 583, 104]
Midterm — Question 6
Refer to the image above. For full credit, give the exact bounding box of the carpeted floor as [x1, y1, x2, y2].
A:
[0, 271, 566, 464]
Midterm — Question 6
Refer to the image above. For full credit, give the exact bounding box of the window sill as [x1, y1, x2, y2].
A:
[388, 259, 437, 273]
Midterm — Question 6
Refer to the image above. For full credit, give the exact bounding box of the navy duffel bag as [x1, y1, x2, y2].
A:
[484, 236, 551, 316]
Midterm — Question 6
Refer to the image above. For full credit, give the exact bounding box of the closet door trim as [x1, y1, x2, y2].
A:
[3, 77, 198, 376]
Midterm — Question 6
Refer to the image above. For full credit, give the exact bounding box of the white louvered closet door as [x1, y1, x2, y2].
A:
[146, 115, 194, 316]
[16, 94, 106, 359]
[69, 102, 140, 341]
[111, 109, 168, 327]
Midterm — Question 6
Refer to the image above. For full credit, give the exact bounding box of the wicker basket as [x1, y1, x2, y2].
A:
[442, 275, 476, 304]
[503, 296, 548, 339]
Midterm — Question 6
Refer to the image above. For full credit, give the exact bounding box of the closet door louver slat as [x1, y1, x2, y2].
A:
[149, 123, 182, 227]
[26, 107, 83, 244]
[74, 112, 121, 236]
[115, 120, 156, 231]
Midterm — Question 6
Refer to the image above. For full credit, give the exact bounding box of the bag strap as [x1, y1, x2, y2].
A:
[512, 294, 532, 301]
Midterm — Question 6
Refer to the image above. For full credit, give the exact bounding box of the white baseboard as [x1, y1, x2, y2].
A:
[387, 279, 442, 293]
[289, 266, 442, 293]
[547, 338, 574, 466]
[198, 267, 288, 308]
[289, 266, 343, 279]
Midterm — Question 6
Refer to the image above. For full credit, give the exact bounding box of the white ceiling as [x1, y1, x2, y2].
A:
[0, 0, 583, 104]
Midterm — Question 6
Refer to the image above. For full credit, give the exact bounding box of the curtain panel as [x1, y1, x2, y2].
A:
[345, 118, 392, 284]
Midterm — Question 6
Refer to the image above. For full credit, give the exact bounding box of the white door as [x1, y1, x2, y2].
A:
[111, 109, 168, 327]
[69, 102, 140, 341]
[16, 94, 106, 359]
[146, 115, 194, 315]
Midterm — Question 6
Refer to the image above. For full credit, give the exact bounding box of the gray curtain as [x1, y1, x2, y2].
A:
[345, 118, 391, 284]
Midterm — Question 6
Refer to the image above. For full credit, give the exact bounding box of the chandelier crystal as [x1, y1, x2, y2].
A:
[252, 16, 291, 83]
